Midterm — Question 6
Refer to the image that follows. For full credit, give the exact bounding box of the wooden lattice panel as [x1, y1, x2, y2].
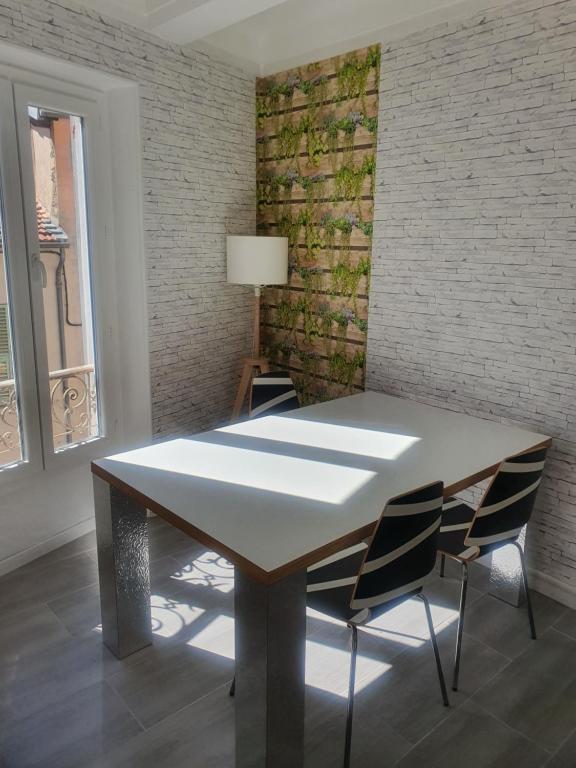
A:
[256, 46, 380, 404]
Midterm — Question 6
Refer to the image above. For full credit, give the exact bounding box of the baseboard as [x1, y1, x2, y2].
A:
[529, 567, 576, 610]
[0, 518, 96, 577]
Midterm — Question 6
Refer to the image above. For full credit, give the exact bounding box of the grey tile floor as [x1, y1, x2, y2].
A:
[1, 517, 575, 767]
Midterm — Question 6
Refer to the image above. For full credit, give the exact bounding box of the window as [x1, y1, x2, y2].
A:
[0, 76, 119, 479]
[27, 107, 100, 451]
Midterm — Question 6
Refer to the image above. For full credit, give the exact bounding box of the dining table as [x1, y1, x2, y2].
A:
[91, 390, 551, 768]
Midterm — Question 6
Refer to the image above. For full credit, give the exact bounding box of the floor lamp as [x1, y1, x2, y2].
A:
[227, 235, 288, 421]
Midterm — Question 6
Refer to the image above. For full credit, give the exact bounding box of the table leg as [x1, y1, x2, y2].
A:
[488, 527, 526, 607]
[93, 475, 152, 659]
[234, 568, 306, 768]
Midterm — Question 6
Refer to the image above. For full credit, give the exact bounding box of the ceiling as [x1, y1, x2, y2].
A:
[76, 0, 494, 74]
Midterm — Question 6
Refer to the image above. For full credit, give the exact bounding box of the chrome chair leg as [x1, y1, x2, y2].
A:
[453, 561, 468, 692]
[440, 554, 446, 578]
[513, 542, 537, 640]
[418, 594, 449, 707]
[344, 624, 358, 768]
[229, 676, 236, 697]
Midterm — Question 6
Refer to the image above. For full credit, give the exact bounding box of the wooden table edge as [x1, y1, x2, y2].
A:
[91, 436, 552, 586]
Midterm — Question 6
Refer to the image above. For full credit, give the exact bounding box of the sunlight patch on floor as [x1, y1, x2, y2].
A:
[185, 613, 392, 698]
[306, 639, 392, 697]
[150, 595, 205, 638]
[187, 614, 235, 658]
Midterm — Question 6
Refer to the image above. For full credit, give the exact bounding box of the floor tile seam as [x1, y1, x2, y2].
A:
[42, 601, 77, 640]
[541, 717, 576, 768]
[44, 578, 101, 608]
[134, 679, 232, 732]
[468, 622, 562, 701]
[468, 697, 554, 756]
[547, 625, 576, 644]
[104, 678, 149, 732]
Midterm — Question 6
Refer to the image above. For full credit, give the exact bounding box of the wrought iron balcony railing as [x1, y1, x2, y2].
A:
[0, 363, 98, 463]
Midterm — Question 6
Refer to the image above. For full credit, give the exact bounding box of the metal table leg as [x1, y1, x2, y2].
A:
[234, 568, 306, 768]
[93, 475, 152, 659]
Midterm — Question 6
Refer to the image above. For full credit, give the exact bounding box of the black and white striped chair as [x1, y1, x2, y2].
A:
[438, 444, 548, 692]
[249, 370, 299, 418]
[307, 481, 449, 768]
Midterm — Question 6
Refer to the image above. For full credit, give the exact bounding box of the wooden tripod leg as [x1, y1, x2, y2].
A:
[232, 360, 254, 421]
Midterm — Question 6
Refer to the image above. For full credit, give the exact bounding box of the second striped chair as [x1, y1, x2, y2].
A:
[438, 444, 548, 691]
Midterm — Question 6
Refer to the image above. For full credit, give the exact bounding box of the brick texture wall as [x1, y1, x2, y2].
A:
[367, 0, 576, 586]
[0, 0, 256, 438]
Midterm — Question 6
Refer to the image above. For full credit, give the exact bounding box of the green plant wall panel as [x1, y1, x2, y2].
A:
[257, 45, 380, 404]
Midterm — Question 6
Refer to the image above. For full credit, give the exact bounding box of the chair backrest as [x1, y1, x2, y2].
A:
[250, 371, 299, 418]
[464, 444, 548, 554]
[350, 481, 444, 612]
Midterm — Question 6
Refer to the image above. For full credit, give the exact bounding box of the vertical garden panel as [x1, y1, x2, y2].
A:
[256, 46, 380, 404]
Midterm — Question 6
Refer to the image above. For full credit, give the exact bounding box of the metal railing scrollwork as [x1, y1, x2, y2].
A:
[0, 363, 97, 463]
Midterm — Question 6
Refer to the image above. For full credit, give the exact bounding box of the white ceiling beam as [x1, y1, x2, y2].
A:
[147, 0, 292, 44]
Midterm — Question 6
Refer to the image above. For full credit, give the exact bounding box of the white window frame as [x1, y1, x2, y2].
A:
[0, 77, 43, 483]
[0, 53, 151, 492]
[14, 82, 121, 471]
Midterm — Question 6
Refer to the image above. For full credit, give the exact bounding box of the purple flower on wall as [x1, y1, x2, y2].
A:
[344, 212, 359, 227]
[348, 111, 363, 126]
[342, 308, 355, 323]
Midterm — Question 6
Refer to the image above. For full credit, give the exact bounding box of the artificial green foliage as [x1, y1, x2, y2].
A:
[257, 47, 380, 124]
[328, 350, 366, 387]
[259, 171, 327, 208]
[301, 174, 327, 205]
[334, 156, 376, 202]
[277, 121, 306, 161]
[276, 299, 304, 331]
[337, 46, 381, 101]
[331, 258, 370, 298]
[259, 111, 377, 166]
[257, 46, 379, 401]
[275, 210, 372, 264]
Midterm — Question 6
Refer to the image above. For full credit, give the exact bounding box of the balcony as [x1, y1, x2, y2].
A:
[0, 363, 97, 465]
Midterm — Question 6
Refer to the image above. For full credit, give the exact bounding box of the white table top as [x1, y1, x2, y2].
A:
[92, 391, 550, 583]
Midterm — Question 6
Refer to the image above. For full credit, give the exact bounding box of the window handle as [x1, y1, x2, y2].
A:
[32, 253, 47, 288]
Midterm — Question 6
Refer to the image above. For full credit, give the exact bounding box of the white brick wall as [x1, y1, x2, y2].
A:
[0, 0, 256, 438]
[368, 0, 576, 587]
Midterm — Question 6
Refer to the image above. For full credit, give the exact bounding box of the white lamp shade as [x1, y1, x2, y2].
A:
[227, 236, 288, 287]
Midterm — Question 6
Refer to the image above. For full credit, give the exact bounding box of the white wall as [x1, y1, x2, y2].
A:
[0, 0, 256, 571]
[368, 0, 576, 601]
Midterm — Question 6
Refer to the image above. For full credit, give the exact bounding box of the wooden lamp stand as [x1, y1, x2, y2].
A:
[231, 287, 269, 421]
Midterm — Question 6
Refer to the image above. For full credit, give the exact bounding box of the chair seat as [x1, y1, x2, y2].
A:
[306, 542, 423, 626]
[438, 498, 479, 561]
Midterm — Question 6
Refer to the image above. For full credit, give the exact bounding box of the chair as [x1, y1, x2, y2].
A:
[249, 370, 299, 418]
[438, 444, 548, 692]
[229, 484, 450, 764]
[307, 481, 449, 768]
